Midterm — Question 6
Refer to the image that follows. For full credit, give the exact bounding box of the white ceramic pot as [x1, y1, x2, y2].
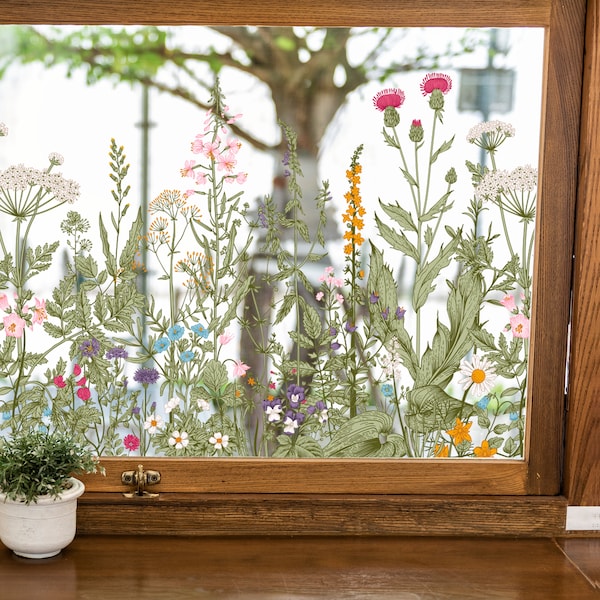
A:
[0, 477, 84, 559]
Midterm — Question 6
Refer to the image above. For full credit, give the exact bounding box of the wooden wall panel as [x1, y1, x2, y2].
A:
[564, 0, 600, 506]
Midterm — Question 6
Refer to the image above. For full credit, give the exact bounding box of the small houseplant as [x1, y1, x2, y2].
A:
[0, 430, 103, 559]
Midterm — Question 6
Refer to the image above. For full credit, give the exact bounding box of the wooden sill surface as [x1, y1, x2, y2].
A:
[0, 535, 598, 599]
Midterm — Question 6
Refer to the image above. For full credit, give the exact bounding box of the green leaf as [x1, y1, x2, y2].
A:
[378, 199, 417, 232]
[273, 435, 324, 458]
[412, 237, 459, 312]
[400, 168, 418, 187]
[375, 215, 419, 262]
[406, 385, 464, 433]
[430, 135, 455, 164]
[420, 191, 453, 223]
[201, 359, 228, 392]
[303, 302, 322, 340]
[324, 411, 393, 457]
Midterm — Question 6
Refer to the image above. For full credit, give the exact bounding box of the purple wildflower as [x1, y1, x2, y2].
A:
[396, 306, 406, 319]
[287, 384, 306, 408]
[80, 338, 100, 357]
[345, 322, 357, 333]
[106, 347, 129, 360]
[370, 292, 379, 303]
[133, 367, 160, 385]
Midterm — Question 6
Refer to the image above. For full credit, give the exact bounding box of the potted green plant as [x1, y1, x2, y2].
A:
[0, 430, 103, 559]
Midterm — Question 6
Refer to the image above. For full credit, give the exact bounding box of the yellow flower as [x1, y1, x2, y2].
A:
[474, 440, 497, 457]
[434, 443, 449, 457]
[446, 418, 472, 445]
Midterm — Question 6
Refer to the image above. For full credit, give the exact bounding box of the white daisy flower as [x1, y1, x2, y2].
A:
[459, 355, 497, 397]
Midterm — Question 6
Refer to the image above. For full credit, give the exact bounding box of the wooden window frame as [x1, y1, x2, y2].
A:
[1, 0, 591, 536]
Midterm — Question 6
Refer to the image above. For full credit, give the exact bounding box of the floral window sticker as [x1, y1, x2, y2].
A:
[0, 72, 535, 459]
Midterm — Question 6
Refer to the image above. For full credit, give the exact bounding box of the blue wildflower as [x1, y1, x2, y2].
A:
[476, 396, 490, 410]
[167, 324, 185, 341]
[191, 323, 209, 339]
[381, 383, 394, 397]
[180, 350, 195, 363]
[153, 337, 170, 353]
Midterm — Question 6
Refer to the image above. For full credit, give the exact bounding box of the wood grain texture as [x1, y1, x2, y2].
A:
[0, 0, 588, 506]
[0, 0, 552, 27]
[77, 492, 568, 537]
[557, 538, 600, 589]
[2, 535, 599, 599]
[564, 0, 600, 506]
[80, 457, 528, 495]
[525, 0, 586, 495]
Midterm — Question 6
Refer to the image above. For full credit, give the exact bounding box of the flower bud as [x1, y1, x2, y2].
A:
[445, 167, 457, 184]
[383, 106, 400, 128]
[409, 119, 424, 142]
[429, 89, 445, 110]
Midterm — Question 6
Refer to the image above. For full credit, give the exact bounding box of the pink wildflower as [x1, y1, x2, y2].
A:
[3, 313, 26, 338]
[500, 294, 517, 312]
[123, 434, 140, 452]
[0, 293, 9, 311]
[232, 360, 250, 377]
[373, 88, 405, 112]
[219, 330, 234, 345]
[420, 73, 452, 96]
[180, 159, 196, 178]
[73, 364, 82, 377]
[216, 152, 237, 173]
[77, 387, 91, 401]
[31, 298, 48, 325]
[54, 375, 66, 388]
[195, 172, 207, 185]
[510, 313, 530, 338]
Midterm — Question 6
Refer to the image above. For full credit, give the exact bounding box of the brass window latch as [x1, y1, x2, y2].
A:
[121, 464, 161, 498]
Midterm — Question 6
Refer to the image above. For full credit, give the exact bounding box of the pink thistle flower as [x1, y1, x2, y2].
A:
[373, 88, 405, 112]
[420, 72, 452, 96]
[123, 434, 140, 452]
[77, 387, 91, 401]
[3, 313, 26, 338]
[54, 375, 66, 388]
[500, 294, 517, 312]
[510, 313, 530, 338]
[232, 360, 250, 377]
